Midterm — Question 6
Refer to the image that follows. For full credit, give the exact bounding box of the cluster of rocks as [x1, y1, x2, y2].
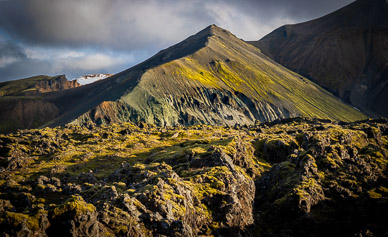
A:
[0, 131, 257, 236]
[0, 118, 387, 236]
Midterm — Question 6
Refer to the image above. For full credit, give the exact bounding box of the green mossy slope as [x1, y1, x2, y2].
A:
[73, 25, 366, 127]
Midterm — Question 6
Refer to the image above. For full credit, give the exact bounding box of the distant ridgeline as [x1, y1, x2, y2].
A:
[0, 75, 80, 133]
[0, 25, 366, 133]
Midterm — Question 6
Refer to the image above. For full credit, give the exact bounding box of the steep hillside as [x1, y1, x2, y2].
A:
[0, 75, 80, 133]
[0, 118, 387, 236]
[49, 25, 365, 128]
[250, 0, 388, 117]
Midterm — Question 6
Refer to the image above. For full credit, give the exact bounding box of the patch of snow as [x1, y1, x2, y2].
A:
[71, 74, 112, 85]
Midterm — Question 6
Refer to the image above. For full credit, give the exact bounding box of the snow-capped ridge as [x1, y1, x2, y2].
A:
[72, 73, 112, 85]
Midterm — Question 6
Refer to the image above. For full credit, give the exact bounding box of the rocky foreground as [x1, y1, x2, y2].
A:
[0, 118, 387, 236]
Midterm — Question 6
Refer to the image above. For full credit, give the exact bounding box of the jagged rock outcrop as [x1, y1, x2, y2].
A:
[47, 195, 103, 236]
[34, 75, 80, 94]
[254, 118, 388, 236]
[250, 0, 388, 117]
[0, 122, 262, 236]
[0, 75, 80, 97]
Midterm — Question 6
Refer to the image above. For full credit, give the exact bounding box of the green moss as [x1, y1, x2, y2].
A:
[171, 59, 221, 88]
[368, 189, 383, 199]
[133, 163, 146, 170]
[191, 182, 224, 200]
[115, 225, 128, 234]
[293, 178, 322, 200]
[1, 211, 39, 231]
[190, 147, 207, 155]
[115, 182, 127, 189]
[2, 118, 386, 237]
[52, 195, 96, 218]
[378, 186, 388, 194]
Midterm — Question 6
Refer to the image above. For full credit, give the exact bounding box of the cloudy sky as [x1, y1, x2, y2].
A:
[0, 0, 354, 82]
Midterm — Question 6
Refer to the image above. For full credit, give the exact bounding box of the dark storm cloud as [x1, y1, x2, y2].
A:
[0, 37, 144, 81]
[0, 0, 213, 51]
[226, 0, 354, 21]
[0, 40, 27, 67]
[0, 0, 354, 82]
[0, 0, 354, 49]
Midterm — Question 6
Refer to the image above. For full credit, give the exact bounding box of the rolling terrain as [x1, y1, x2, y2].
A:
[250, 0, 388, 117]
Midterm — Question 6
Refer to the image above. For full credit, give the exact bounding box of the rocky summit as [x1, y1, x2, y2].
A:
[0, 117, 387, 236]
[251, 0, 388, 117]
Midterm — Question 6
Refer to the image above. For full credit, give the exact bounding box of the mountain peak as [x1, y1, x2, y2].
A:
[202, 24, 221, 32]
[135, 24, 237, 69]
[207, 24, 224, 32]
[203, 24, 235, 38]
[191, 24, 236, 41]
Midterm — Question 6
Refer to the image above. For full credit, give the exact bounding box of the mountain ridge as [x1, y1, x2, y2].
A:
[0, 25, 366, 133]
[50, 24, 365, 127]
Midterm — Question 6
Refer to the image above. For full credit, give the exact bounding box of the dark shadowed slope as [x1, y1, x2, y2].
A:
[250, 0, 388, 117]
[49, 25, 366, 128]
